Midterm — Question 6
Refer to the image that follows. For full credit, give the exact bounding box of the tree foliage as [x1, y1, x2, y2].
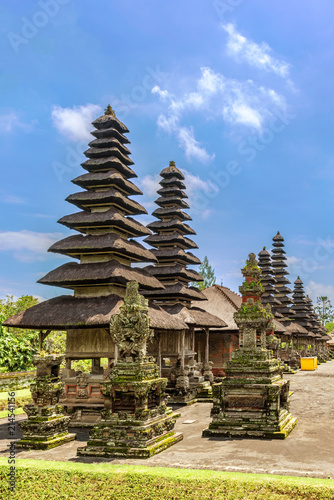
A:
[315, 296, 334, 326]
[193, 256, 216, 291]
[0, 295, 40, 371]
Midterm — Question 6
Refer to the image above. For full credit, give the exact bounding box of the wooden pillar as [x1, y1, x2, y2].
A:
[181, 330, 185, 369]
[114, 345, 118, 364]
[157, 334, 162, 377]
[205, 328, 209, 364]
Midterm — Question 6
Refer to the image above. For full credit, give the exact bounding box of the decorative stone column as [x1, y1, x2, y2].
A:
[17, 354, 76, 450]
[78, 282, 183, 458]
[203, 253, 297, 440]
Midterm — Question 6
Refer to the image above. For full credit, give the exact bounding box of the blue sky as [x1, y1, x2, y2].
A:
[1, 0, 334, 305]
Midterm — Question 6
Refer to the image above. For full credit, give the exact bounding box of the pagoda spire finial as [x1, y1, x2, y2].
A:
[104, 104, 115, 116]
[169, 160, 175, 166]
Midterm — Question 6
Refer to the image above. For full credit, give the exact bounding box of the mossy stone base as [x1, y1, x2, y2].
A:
[16, 432, 76, 450]
[78, 431, 183, 458]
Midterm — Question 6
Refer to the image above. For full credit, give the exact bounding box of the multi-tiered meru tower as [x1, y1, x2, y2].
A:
[143, 161, 226, 402]
[4, 107, 190, 424]
[271, 232, 295, 323]
[144, 161, 205, 304]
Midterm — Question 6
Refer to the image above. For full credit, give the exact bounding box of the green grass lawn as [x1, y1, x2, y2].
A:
[0, 458, 333, 499]
[0, 389, 30, 400]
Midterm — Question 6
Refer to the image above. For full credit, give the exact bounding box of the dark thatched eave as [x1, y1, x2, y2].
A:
[144, 284, 206, 301]
[71, 172, 142, 195]
[152, 207, 192, 221]
[38, 260, 164, 290]
[58, 208, 151, 237]
[144, 264, 203, 282]
[151, 248, 201, 265]
[92, 113, 129, 133]
[162, 304, 227, 328]
[48, 233, 157, 262]
[88, 137, 131, 155]
[144, 232, 198, 250]
[157, 187, 188, 199]
[3, 295, 187, 331]
[147, 219, 196, 236]
[84, 147, 133, 165]
[66, 188, 147, 215]
[285, 322, 309, 336]
[160, 165, 185, 180]
[81, 157, 137, 178]
[90, 126, 130, 144]
[155, 196, 190, 210]
[159, 176, 186, 189]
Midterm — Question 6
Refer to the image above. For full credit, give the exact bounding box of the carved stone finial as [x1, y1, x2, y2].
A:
[109, 281, 153, 361]
[169, 160, 175, 166]
[104, 104, 115, 116]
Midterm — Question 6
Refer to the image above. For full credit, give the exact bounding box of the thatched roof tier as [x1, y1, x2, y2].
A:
[155, 196, 190, 210]
[48, 233, 157, 262]
[91, 126, 130, 143]
[147, 219, 196, 235]
[72, 172, 142, 195]
[157, 186, 188, 198]
[151, 248, 201, 265]
[198, 285, 241, 331]
[144, 232, 198, 250]
[81, 157, 137, 178]
[144, 264, 203, 282]
[144, 284, 206, 302]
[84, 147, 133, 165]
[285, 322, 309, 336]
[66, 188, 147, 214]
[159, 176, 186, 189]
[152, 207, 192, 221]
[3, 295, 187, 331]
[88, 137, 131, 155]
[163, 303, 227, 328]
[160, 164, 185, 179]
[92, 112, 129, 133]
[38, 260, 163, 290]
[58, 208, 151, 237]
[271, 231, 294, 319]
[291, 277, 312, 329]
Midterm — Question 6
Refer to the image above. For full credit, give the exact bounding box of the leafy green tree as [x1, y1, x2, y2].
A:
[0, 295, 40, 371]
[193, 256, 216, 291]
[325, 321, 334, 332]
[315, 296, 334, 326]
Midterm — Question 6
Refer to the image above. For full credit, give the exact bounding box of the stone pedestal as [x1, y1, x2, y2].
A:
[203, 348, 297, 439]
[17, 354, 76, 450]
[203, 253, 297, 440]
[77, 281, 183, 458]
[78, 358, 182, 458]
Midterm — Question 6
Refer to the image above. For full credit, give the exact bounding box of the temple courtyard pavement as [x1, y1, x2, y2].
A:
[1, 359, 334, 479]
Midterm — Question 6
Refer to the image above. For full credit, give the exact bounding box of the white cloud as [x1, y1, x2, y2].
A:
[152, 67, 287, 157]
[0, 111, 36, 134]
[0, 230, 63, 262]
[51, 103, 102, 142]
[140, 174, 161, 198]
[222, 23, 291, 79]
[2, 194, 26, 204]
[177, 127, 213, 163]
[306, 281, 334, 306]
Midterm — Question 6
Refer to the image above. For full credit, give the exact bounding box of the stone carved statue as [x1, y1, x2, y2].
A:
[110, 281, 154, 361]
